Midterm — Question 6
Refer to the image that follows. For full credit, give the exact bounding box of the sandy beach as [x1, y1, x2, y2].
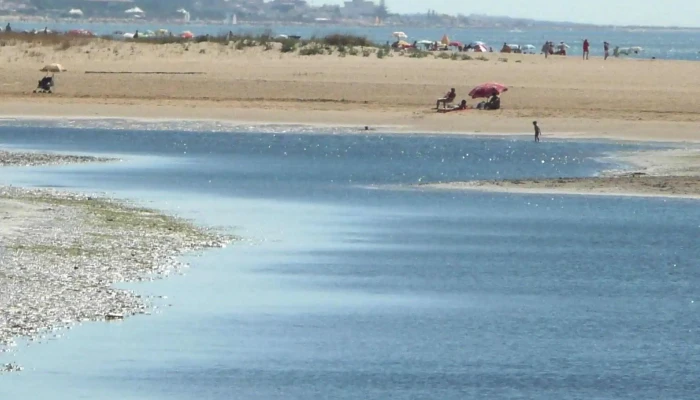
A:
[0, 38, 700, 142]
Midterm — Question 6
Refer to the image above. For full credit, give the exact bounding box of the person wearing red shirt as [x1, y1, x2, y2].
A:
[583, 39, 590, 60]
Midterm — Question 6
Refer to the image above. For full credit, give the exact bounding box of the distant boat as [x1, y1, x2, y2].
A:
[509, 28, 523, 33]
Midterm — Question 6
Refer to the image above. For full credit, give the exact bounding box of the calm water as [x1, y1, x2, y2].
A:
[1, 124, 699, 399]
[5, 21, 700, 60]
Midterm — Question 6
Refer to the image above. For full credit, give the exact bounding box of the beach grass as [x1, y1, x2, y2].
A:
[0, 30, 403, 58]
[0, 30, 503, 63]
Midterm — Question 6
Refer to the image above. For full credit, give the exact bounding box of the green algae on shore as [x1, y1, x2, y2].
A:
[0, 186, 235, 361]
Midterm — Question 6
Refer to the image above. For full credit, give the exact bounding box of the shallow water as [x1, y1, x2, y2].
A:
[1, 125, 699, 399]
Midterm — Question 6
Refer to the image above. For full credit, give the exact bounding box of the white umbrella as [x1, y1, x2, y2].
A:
[68, 8, 83, 16]
[417, 40, 433, 45]
[40, 63, 66, 73]
[392, 31, 407, 39]
[523, 44, 536, 49]
[125, 7, 144, 14]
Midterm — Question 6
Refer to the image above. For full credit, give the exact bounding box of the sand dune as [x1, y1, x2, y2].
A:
[1, 39, 700, 141]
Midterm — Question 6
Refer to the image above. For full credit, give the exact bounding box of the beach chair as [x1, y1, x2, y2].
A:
[33, 76, 54, 94]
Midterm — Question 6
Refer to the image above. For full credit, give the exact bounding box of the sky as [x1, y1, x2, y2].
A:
[333, 0, 700, 27]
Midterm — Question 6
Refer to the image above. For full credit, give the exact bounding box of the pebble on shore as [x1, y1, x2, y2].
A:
[0, 149, 115, 167]
[0, 152, 234, 370]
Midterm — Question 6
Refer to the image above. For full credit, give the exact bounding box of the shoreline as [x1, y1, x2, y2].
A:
[422, 177, 700, 200]
[420, 147, 700, 199]
[0, 149, 116, 167]
[1, 107, 700, 143]
[0, 151, 234, 370]
[0, 125, 698, 372]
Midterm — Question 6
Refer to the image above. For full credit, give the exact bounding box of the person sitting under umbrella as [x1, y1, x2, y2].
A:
[436, 88, 456, 110]
[476, 90, 501, 110]
[485, 90, 501, 110]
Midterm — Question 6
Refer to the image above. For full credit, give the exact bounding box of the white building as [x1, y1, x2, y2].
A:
[341, 0, 376, 18]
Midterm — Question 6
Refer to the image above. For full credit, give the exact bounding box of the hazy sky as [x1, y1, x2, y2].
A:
[334, 0, 700, 27]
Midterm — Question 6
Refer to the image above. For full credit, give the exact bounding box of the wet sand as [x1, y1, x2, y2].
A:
[423, 148, 700, 199]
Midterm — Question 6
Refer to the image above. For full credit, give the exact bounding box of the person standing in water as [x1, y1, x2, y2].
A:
[533, 121, 541, 142]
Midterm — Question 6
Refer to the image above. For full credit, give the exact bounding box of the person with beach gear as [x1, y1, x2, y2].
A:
[438, 99, 468, 113]
[436, 88, 456, 110]
[485, 90, 501, 110]
[533, 121, 541, 142]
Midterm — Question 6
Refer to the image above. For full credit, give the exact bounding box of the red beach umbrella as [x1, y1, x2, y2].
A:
[468, 82, 508, 99]
[449, 41, 462, 47]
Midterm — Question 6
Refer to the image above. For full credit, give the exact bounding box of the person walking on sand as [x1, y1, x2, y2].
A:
[604, 41, 610, 60]
[533, 121, 541, 142]
[583, 39, 590, 60]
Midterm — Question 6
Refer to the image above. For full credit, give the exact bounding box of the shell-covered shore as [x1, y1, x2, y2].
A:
[0, 149, 114, 166]
[0, 185, 234, 371]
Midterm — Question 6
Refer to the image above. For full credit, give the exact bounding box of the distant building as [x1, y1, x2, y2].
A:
[83, 0, 135, 6]
[341, 0, 376, 18]
[268, 0, 307, 12]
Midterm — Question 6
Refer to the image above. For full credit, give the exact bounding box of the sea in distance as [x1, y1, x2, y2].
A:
[0, 121, 699, 399]
[6, 21, 700, 61]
